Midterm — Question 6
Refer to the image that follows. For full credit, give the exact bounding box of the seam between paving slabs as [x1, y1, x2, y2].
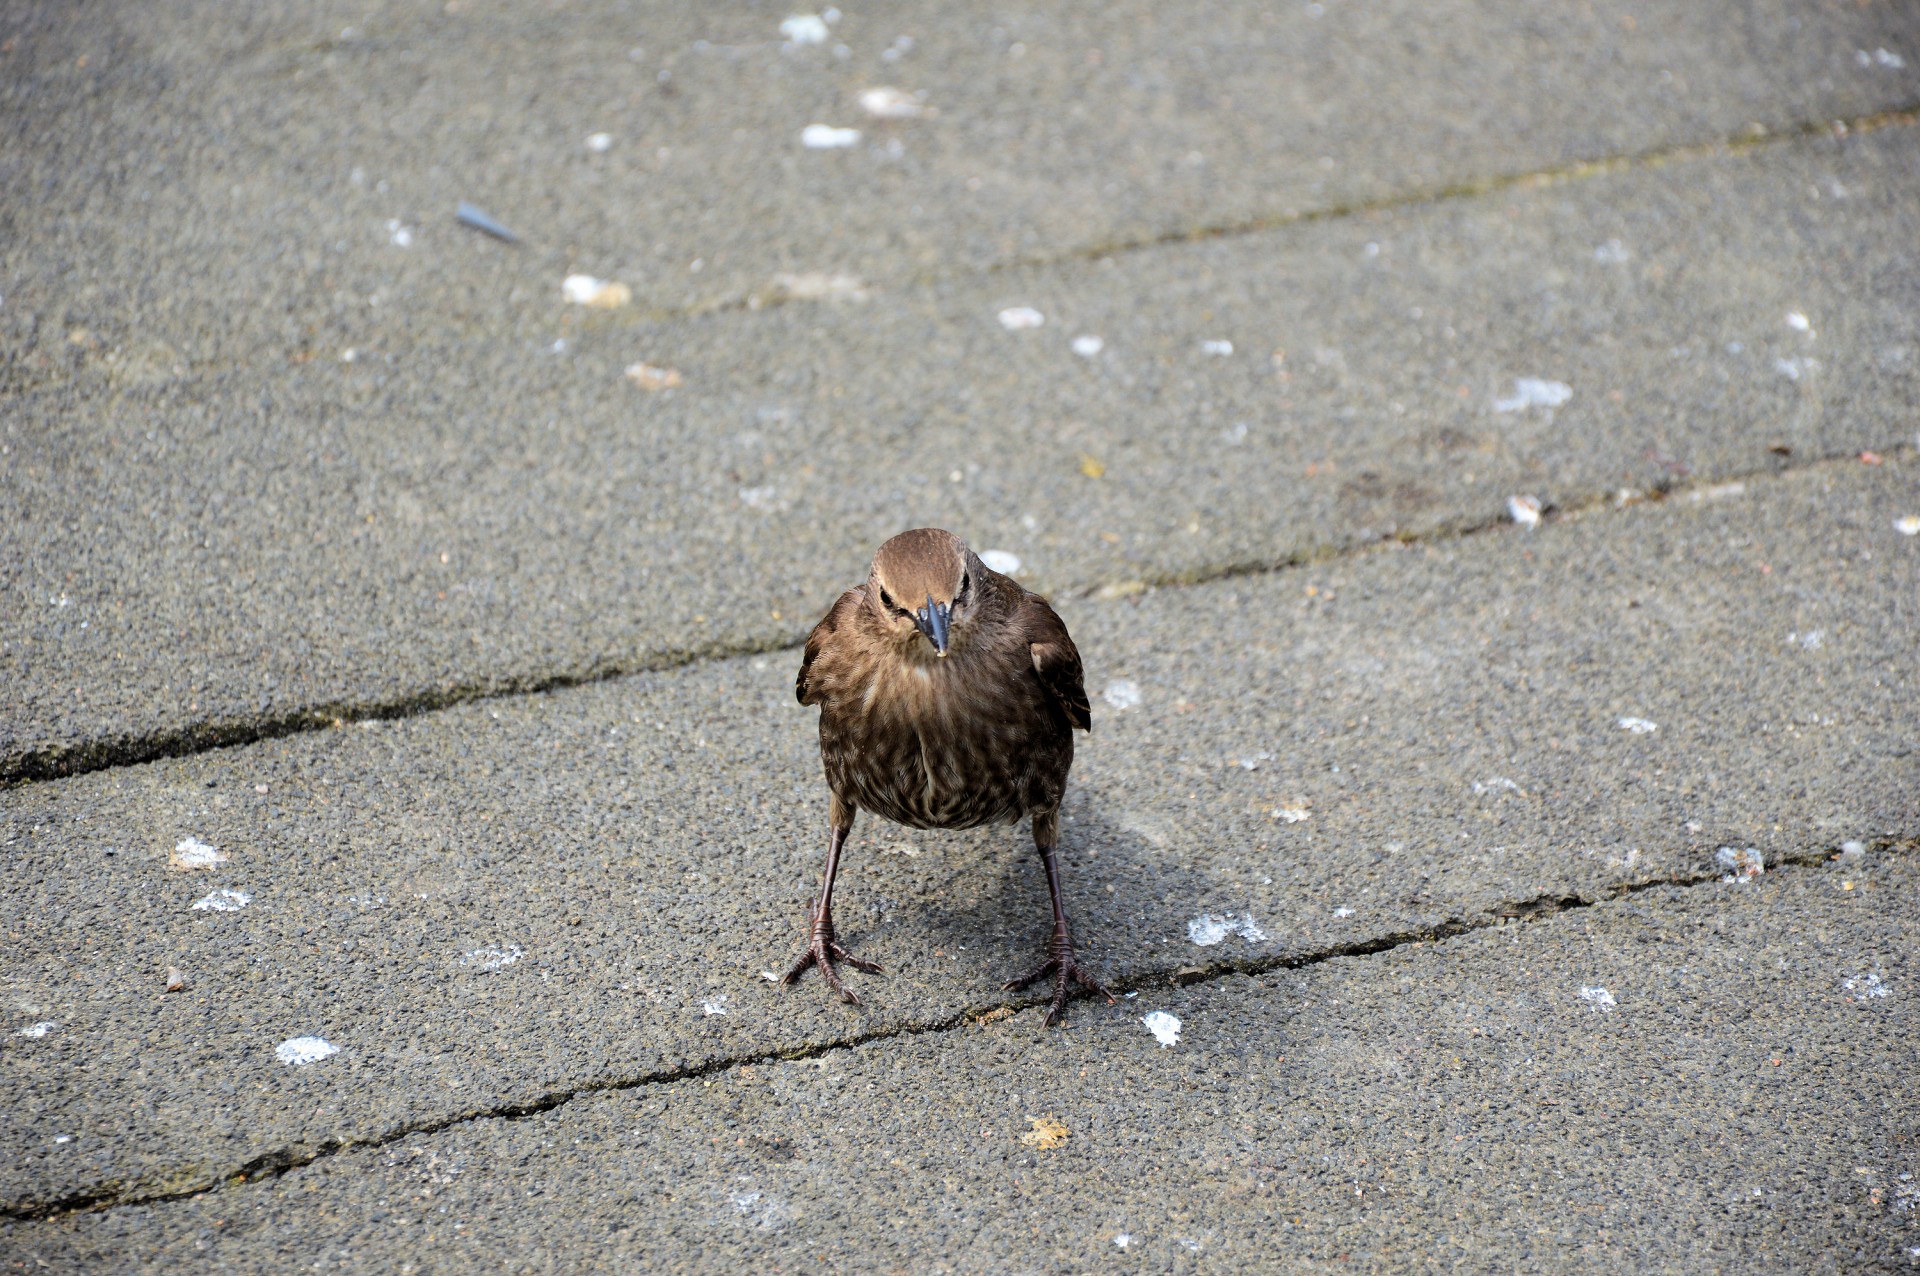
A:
[6, 110, 1915, 785]
[3, 440, 1910, 791]
[6, 836, 1912, 1224]
[659, 105, 1920, 324]
[2, 105, 1911, 392]
[787, 105, 1920, 309]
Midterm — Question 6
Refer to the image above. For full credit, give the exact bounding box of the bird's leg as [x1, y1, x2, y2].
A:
[782, 815, 882, 1004]
[1003, 817, 1114, 1027]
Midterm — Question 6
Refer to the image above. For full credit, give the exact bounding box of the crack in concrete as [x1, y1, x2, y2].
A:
[614, 105, 1920, 325]
[5, 835, 1908, 1224]
[978, 107, 1920, 278]
[7, 103, 1912, 406]
[3, 440, 1905, 791]
[1, 633, 788, 788]
[5, 106, 1914, 787]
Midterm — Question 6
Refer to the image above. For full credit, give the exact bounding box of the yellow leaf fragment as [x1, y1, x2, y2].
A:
[1020, 1116, 1069, 1150]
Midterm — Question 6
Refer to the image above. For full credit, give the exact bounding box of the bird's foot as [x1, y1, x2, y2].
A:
[781, 911, 882, 1005]
[1002, 925, 1114, 1027]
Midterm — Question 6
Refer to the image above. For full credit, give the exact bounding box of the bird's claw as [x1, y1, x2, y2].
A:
[781, 912, 881, 1005]
[1002, 933, 1114, 1027]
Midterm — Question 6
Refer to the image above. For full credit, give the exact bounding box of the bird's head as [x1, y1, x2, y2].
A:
[868, 527, 978, 658]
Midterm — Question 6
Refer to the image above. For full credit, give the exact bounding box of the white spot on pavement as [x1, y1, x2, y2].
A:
[275, 1036, 340, 1066]
[1333, 906, 1356, 918]
[1617, 717, 1658, 734]
[1142, 1011, 1181, 1047]
[1473, 777, 1522, 796]
[1200, 339, 1234, 357]
[1102, 680, 1142, 710]
[1716, 846, 1765, 881]
[1578, 986, 1617, 1009]
[1787, 629, 1825, 650]
[169, 837, 228, 871]
[997, 306, 1044, 331]
[1857, 47, 1906, 69]
[1785, 311, 1812, 333]
[1895, 515, 1920, 536]
[1114, 1232, 1135, 1249]
[1843, 971, 1888, 1001]
[1687, 481, 1747, 504]
[800, 124, 861, 149]
[386, 219, 412, 248]
[561, 275, 631, 308]
[1775, 356, 1814, 381]
[703, 995, 729, 1015]
[1593, 239, 1630, 264]
[858, 86, 924, 119]
[1071, 334, 1104, 357]
[759, 970, 779, 982]
[585, 132, 613, 152]
[1493, 378, 1572, 412]
[729, 1185, 793, 1229]
[763, 271, 868, 302]
[780, 14, 829, 45]
[625, 362, 683, 391]
[459, 944, 524, 971]
[1839, 840, 1867, 860]
[17, 1021, 58, 1039]
[1506, 495, 1542, 528]
[191, 888, 251, 912]
[1271, 803, 1311, 823]
[739, 486, 781, 511]
[1186, 913, 1266, 946]
[979, 549, 1022, 575]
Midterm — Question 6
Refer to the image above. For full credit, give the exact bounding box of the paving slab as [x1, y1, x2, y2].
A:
[7, 838, 1915, 1271]
[7, 124, 1920, 779]
[3, 456, 1912, 1217]
[3, 0, 1916, 380]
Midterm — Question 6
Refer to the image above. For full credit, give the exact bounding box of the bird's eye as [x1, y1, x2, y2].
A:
[878, 588, 895, 610]
[957, 573, 971, 601]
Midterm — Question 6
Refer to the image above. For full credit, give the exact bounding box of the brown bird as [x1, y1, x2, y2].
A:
[785, 527, 1114, 1026]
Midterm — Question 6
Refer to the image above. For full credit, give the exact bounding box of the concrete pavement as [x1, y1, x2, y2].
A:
[10, 844, 1917, 1271]
[3, 455, 1914, 1229]
[6, 119, 1919, 781]
[7, 0, 1917, 362]
[3, 0, 1917, 1270]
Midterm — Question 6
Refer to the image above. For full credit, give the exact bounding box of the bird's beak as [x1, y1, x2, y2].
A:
[913, 594, 951, 657]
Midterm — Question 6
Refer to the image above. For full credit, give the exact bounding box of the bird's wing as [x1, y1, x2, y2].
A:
[1023, 593, 1092, 732]
[797, 588, 864, 706]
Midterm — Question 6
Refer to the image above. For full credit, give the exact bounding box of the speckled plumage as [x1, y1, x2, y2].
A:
[798, 533, 1087, 835]
[783, 528, 1110, 1026]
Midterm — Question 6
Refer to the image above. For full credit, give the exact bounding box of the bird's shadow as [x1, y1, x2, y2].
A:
[846, 782, 1219, 988]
